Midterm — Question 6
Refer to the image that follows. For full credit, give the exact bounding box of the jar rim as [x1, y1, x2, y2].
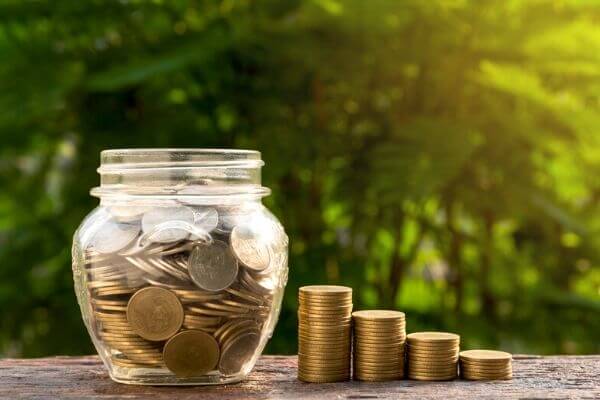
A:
[94, 148, 269, 198]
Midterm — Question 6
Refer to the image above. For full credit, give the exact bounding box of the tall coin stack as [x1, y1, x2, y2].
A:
[297, 285, 353, 383]
[352, 310, 406, 381]
[459, 350, 512, 380]
[406, 332, 460, 381]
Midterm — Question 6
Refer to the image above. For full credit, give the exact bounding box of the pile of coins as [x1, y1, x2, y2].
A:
[352, 310, 406, 381]
[80, 202, 288, 377]
[297, 286, 353, 383]
[459, 350, 513, 380]
[406, 332, 460, 381]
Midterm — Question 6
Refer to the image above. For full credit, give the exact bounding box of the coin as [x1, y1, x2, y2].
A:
[188, 240, 238, 291]
[163, 330, 220, 377]
[297, 373, 349, 383]
[407, 331, 460, 344]
[219, 330, 260, 375]
[352, 310, 405, 321]
[230, 225, 270, 271]
[189, 207, 219, 233]
[89, 219, 140, 254]
[126, 287, 184, 341]
[299, 285, 352, 295]
[141, 206, 195, 243]
[459, 349, 511, 362]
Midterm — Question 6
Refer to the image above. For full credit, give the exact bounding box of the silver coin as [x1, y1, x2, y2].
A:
[141, 206, 195, 243]
[108, 205, 151, 222]
[230, 225, 270, 271]
[191, 207, 219, 233]
[89, 219, 140, 254]
[188, 240, 238, 291]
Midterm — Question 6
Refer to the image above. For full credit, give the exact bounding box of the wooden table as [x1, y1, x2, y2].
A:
[0, 355, 598, 399]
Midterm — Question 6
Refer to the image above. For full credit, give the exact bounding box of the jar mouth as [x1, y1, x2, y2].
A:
[92, 148, 270, 199]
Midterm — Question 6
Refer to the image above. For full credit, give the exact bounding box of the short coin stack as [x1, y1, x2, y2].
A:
[297, 285, 353, 383]
[459, 350, 512, 380]
[406, 332, 460, 381]
[352, 310, 406, 381]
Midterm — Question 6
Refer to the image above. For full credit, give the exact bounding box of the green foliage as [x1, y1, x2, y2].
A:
[0, 0, 598, 357]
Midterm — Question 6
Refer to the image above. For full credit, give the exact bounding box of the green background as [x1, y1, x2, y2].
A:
[0, 0, 598, 357]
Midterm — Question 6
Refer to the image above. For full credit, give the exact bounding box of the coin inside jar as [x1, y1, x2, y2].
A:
[163, 330, 220, 377]
[126, 287, 184, 341]
[188, 240, 238, 291]
[218, 330, 260, 375]
[88, 219, 140, 254]
[141, 206, 195, 243]
[230, 225, 270, 271]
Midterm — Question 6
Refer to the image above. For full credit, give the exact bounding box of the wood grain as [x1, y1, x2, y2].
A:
[0, 355, 598, 399]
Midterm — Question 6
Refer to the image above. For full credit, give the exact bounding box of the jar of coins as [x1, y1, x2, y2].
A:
[72, 149, 289, 385]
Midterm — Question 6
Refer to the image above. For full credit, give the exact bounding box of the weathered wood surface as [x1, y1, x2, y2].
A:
[0, 355, 598, 399]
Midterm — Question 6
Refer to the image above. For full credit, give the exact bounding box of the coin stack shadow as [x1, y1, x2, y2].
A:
[352, 310, 406, 381]
[406, 332, 460, 381]
[459, 350, 512, 380]
[297, 286, 353, 383]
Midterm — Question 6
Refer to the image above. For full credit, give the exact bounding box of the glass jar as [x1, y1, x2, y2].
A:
[72, 149, 288, 385]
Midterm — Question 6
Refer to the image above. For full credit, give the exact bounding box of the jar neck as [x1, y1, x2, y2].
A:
[91, 149, 270, 201]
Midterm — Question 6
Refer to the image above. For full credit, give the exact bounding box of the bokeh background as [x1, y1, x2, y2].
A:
[0, 0, 599, 358]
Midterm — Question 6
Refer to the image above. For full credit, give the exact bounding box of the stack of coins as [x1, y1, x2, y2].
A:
[79, 202, 288, 377]
[297, 285, 353, 383]
[459, 350, 512, 380]
[352, 310, 406, 381]
[406, 332, 460, 381]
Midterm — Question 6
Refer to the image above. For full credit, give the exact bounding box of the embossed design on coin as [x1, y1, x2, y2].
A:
[141, 206, 195, 243]
[230, 225, 270, 271]
[188, 240, 238, 291]
[163, 330, 220, 377]
[126, 287, 184, 341]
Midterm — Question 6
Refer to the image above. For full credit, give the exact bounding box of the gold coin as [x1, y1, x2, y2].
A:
[299, 360, 350, 369]
[163, 330, 220, 377]
[299, 303, 353, 310]
[298, 310, 352, 317]
[298, 324, 351, 332]
[459, 349, 511, 362]
[298, 338, 351, 346]
[460, 358, 511, 366]
[298, 312, 352, 320]
[408, 366, 457, 375]
[408, 354, 458, 362]
[299, 285, 352, 295]
[298, 348, 351, 356]
[299, 331, 351, 339]
[354, 354, 403, 363]
[218, 330, 260, 375]
[126, 287, 184, 341]
[354, 371, 403, 380]
[299, 351, 350, 359]
[408, 372, 456, 381]
[353, 324, 406, 332]
[354, 361, 404, 370]
[408, 346, 459, 354]
[462, 373, 512, 380]
[298, 365, 350, 374]
[297, 372, 350, 383]
[407, 332, 459, 343]
[460, 362, 512, 370]
[352, 310, 405, 321]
